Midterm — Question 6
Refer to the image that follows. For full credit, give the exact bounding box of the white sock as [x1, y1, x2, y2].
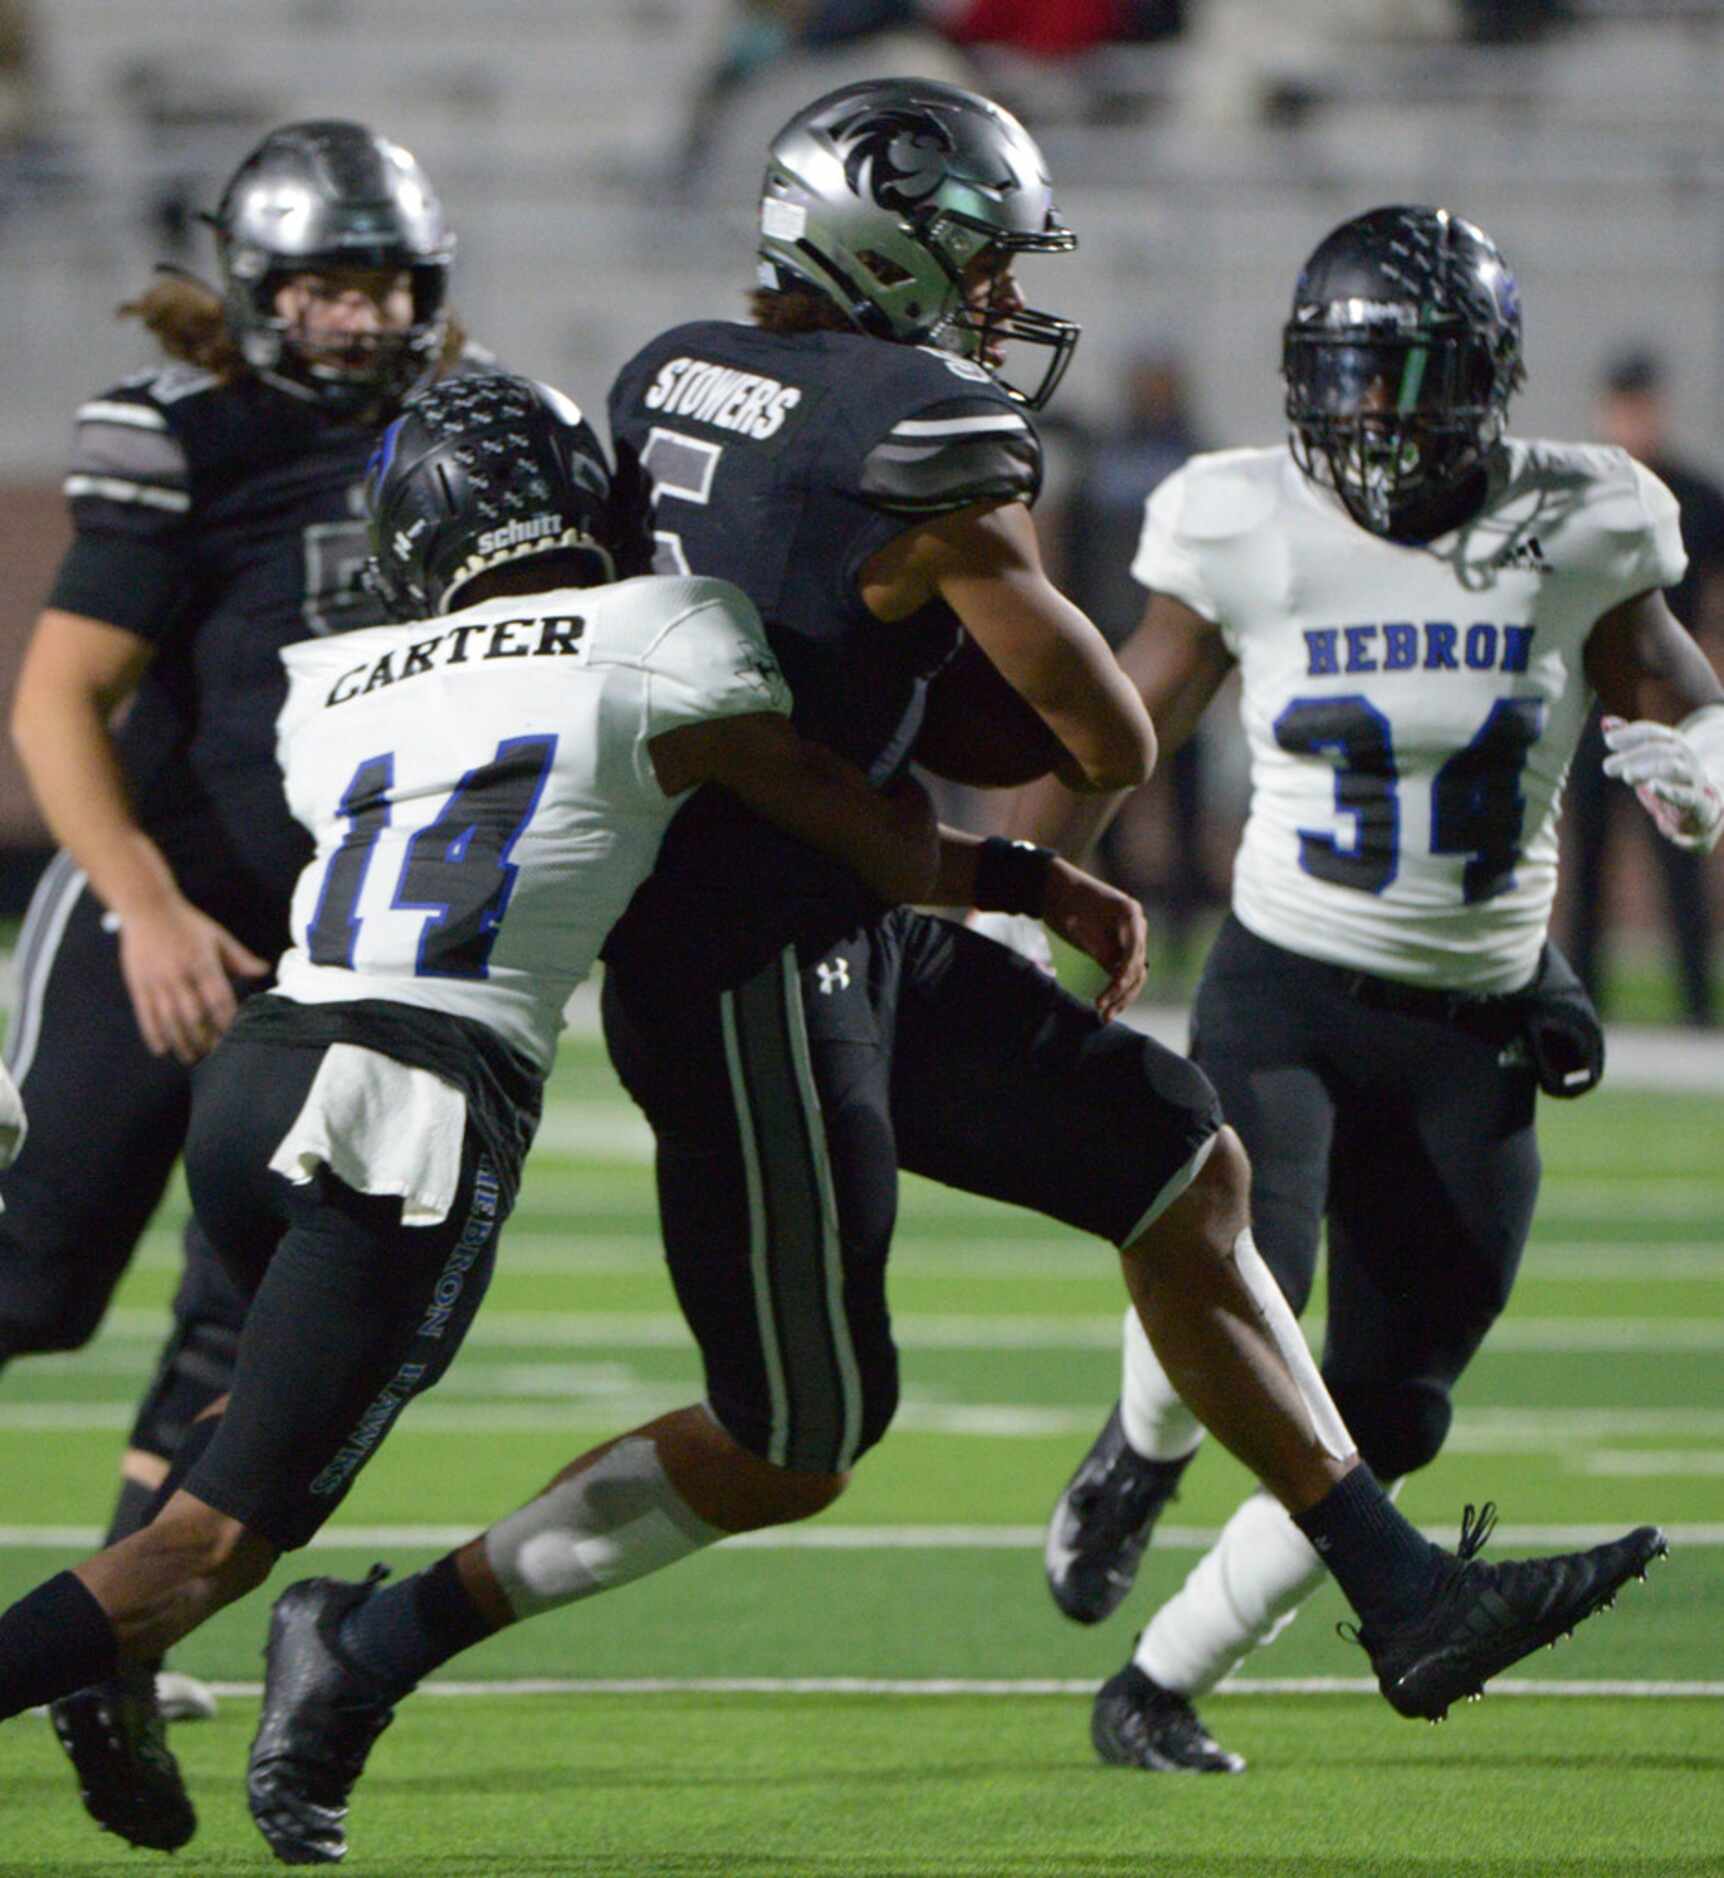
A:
[1118, 1305, 1205, 1463]
[484, 1435, 725, 1619]
[1135, 1477, 1405, 1695]
[1134, 1487, 1324, 1696]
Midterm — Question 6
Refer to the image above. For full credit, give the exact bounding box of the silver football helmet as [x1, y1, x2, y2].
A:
[207, 119, 455, 417]
[757, 78, 1079, 408]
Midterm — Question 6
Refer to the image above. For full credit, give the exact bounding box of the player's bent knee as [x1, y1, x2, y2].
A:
[1122, 1123, 1249, 1264]
[1329, 1378, 1452, 1481]
[129, 1319, 241, 1460]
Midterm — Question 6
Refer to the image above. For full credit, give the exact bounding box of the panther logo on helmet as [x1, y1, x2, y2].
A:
[833, 108, 956, 211]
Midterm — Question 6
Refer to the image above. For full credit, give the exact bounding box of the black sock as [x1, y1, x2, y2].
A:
[103, 1475, 158, 1548]
[0, 1572, 120, 1720]
[1292, 1465, 1444, 1629]
[338, 1553, 499, 1694]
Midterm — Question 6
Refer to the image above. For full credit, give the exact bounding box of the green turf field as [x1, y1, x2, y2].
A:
[0, 1022, 1720, 1873]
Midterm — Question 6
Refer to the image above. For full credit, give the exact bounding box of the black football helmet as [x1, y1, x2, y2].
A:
[206, 119, 455, 417]
[757, 78, 1079, 408]
[1282, 205, 1525, 536]
[365, 372, 616, 619]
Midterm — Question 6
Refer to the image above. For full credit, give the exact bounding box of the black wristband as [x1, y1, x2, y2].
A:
[973, 837, 1056, 916]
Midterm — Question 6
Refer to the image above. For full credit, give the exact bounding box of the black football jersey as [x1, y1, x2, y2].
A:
[604, 320, 1042, 977]
[44, 352, 519, 958]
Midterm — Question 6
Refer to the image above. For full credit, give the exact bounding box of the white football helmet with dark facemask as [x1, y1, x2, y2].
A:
[757, 78, 1079, 409]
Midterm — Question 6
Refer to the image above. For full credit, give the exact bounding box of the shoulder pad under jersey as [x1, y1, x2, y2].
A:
[854, 346, 1041, 516]
[65, 378, 194, 530]
[1163, 447, 1284, 542]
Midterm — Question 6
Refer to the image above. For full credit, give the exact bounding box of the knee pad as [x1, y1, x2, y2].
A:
[1329, 1378, 1452, 1482]
[128, 1318, 242, 1461]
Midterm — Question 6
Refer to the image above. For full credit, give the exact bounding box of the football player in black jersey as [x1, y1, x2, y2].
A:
[237, 86, 1664, 1862]
[1, 119, 500, 1850]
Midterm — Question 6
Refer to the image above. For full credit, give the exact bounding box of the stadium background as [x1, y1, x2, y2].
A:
[0, 0, 1722, 998]
[0, 8, 1720, 1869]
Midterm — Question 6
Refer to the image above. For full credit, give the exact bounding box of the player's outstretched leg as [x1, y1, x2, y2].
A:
[247, 1407, 839, 1864]
[1046, 1311, 1202, 1624]
[48, 1665, 197, 1852]
[1090, 1663, 1244, 1774]
[1352, 1503, 1668, 1721]
[248, 1569, 401, 1867]
[1114, 1128, 1669, 1723]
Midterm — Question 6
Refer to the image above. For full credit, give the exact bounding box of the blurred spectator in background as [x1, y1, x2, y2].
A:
[0, 0, 30, 146]
[942, 0, 1184, 58]
[678, 0, 1186, 188]
[1455, 0, 1573, 43]
[679, 2, 959, 188]
[1566, 347, 1724, 1026]
[1058, 347, 1216, 986]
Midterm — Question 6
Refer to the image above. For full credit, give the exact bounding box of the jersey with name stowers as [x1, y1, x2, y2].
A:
[271, 574, 790, 1071]
[45, 350, 510, 954]
[1135, 439, 1685, 989]
[606, 320, 1041, 975]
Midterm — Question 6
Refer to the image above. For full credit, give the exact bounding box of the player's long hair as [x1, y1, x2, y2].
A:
[117, 273, 469, 377]
[748, 286, 858, 337]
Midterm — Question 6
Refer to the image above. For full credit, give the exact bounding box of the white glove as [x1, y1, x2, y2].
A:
[0, 1060, 26, 1173]
[965, 909, 1056, 975]
[1601, 705, 1724, 854]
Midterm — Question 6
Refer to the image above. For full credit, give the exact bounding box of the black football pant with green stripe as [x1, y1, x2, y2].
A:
[602, 905, 1221, 1476]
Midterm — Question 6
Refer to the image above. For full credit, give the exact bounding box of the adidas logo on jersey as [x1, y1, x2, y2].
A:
[1492, 536, 1552, 574]
[475, 513, 563, 556]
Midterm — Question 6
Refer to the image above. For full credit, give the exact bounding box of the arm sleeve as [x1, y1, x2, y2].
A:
[46, 391, 193, 638]
[1130, 468, 1221, 622]
[643, 590, 794, 739]
[857, 394, 1042, 517]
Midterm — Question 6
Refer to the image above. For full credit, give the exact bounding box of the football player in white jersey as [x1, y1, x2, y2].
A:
[0, 370, 964, 1847]
[1027, 206, 1718, 1773]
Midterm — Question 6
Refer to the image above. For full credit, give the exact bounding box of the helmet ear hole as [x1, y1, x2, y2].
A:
[856, 249, 914, 288]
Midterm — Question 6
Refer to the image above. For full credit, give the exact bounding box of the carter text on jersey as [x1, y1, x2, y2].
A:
[1303, 621, 1534, 678]
[325, 615, 587, 706]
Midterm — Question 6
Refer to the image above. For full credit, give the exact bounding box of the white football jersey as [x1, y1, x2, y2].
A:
[272, 574, 791, 1070]
[1134, 440, 1685, 989]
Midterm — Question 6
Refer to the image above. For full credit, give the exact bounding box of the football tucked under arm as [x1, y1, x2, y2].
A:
[913, 632, 1069, 786]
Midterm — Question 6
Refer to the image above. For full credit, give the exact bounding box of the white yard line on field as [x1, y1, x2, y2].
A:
[78, 1308, 1724, 1353]
[2, 1521, 1722, 1550]
[6, 1400, 1724, 1447]
[174, 1674, 1724, 1700]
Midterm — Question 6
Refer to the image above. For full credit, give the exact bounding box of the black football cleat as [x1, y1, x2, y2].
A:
[1046, 1405, 1191, 1624]
[1354, 1503, 1669, 1722]
[49, 1664, 197, 1851]
[1091, 1662, 1245, 1773]
[248, 1567, 401, 1866]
